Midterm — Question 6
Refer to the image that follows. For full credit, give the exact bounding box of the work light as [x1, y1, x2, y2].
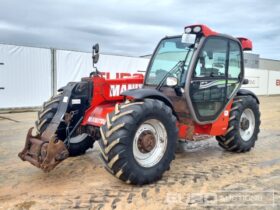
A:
[185, 27, 192, 33]
[193, 26, 201, 33]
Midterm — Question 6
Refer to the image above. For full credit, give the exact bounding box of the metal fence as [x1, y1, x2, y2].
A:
[0, 44, 279, 109]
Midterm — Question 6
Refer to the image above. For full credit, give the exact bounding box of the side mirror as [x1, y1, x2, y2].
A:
[93, 43, 99, 53]
[92, 53, 99, 64]
[92, 43, 99, 64]
[166, 76, 178, 87]
[243, 79, 249, 85]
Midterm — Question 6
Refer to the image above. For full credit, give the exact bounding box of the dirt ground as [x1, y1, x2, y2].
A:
[0, 96, 280, 210]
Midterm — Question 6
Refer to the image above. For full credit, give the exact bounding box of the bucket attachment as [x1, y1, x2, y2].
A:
[18, 82, 90, 172]
[18, 127, 69, 172]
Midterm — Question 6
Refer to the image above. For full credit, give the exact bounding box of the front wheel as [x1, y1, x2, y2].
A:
[216, 95, 260, 152]
[36, 94, 94, 156]
[98, 99, 178, 185]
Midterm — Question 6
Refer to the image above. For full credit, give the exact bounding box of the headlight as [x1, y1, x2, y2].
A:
[193, 26, 201, 33]
[185, 27, 192, 33]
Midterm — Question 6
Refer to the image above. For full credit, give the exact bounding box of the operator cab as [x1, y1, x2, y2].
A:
[143, 24, 252, 124]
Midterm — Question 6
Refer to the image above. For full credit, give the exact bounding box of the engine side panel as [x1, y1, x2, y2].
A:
[82, 76, 143, 126]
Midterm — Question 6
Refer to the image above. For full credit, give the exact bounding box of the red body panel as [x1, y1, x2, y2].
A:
[83, 75, 233, 138]
[177, 100, 233, 139]
[185, 24, 218, 37]
[81, 76, 144, 126]
[185, 24, 253, 52]
[237, 37, 253, 51]
[195, 100, 233, 136]
[85, 103, 115, 126]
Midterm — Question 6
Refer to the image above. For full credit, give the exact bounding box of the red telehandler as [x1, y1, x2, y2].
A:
[19, 24, 260, 185]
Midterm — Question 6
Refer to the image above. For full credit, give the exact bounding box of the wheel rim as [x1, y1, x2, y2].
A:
[239, 108, 255, 141]
[133, 119, 167, 168]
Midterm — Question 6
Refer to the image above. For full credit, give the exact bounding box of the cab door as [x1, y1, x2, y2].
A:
[188, 37, 243, 123]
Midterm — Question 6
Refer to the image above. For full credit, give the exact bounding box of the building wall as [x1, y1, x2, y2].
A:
[244, 53, 260, 69]
[259, 58, 280, 71]
[0, 44, 52, 109]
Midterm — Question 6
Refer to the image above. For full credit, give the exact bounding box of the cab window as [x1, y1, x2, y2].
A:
[226, 40, 242, 98]
[228, 41, 242, 78]
[193, 38, 227, 78]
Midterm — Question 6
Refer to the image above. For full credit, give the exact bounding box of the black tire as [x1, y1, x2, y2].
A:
[216, 95, 260, 152]
[36, 94, 63, 134]
[67, 137, 94, 156]
[98, 99, 178, 185]
[36, 94, 93, 156]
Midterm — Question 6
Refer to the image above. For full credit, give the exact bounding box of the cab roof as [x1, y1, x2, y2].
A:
[184, 24, 252, 51]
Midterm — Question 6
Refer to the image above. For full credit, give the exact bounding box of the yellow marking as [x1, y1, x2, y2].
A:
[224, 136, 235, 145]
[115, 169, 123, 178]
[111, 110, 134, 122]
[105, 138, 120, 154]
[115, 103, 120, 114]
[106, 113, 112, 129]
[120, 102, 144, 109]
[228, 144, 237, 151]
[108, 154, 119, 168]
[100, 127, 108, 146]
[44, 98, 60, 107]
[230, 106, 239, 112]
[229, 115, 236, 121]
[233, 99, 242, 104]
[37, 119, 47, 131]
[124, 99, 131, 104]
[99, 147, 108, 161]
[226, 126, 234, 135]
[106, 123, 125, 138]
[39, 107, 52, 119]
[115, 162, 127, 178]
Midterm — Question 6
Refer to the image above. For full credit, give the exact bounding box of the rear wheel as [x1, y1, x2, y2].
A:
[98, 99, 177, 185]
[216, 95, 260, 152]
[36, 94, 94, 156]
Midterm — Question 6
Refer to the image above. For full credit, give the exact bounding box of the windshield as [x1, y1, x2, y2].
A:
[145, 36, 194, 86]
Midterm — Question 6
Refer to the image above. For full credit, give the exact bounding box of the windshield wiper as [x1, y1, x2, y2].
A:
[155, 60, 184, 91]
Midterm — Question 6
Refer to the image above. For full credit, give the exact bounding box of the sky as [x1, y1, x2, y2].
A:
[0, 0, 279, 59]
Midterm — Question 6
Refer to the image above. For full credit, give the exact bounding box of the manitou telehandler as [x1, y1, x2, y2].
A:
[19, 24, 260, 185]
